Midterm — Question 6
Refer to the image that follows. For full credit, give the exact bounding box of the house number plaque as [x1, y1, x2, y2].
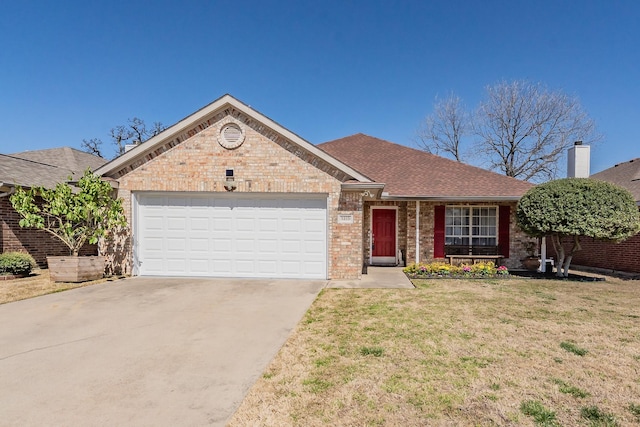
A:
[337, 214, 354, 224]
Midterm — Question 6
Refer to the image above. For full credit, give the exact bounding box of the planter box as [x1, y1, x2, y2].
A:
[47, 256, 105, 283]
[521, 257, 541, 271]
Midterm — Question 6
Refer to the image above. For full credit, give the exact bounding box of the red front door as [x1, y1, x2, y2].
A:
[372, 209, 396, 257]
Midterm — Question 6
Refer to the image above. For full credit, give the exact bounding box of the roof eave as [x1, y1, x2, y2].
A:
[380, 195, 524, 202]
[341, 182, 386, 198]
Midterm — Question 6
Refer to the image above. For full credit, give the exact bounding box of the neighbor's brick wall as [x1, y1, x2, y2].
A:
[112, 115, 362, 279]
[548, 233, 640, 274]
[1, 197, 97, 268]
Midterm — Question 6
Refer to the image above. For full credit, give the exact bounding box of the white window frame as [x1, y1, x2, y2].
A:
[445, 206, 498, 247]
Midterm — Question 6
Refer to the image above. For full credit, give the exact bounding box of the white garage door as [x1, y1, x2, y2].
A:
[134, 193, 327, 279]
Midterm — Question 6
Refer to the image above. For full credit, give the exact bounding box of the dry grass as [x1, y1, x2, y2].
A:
[229, 275, 640, 426]
[0, 269, 114, 304]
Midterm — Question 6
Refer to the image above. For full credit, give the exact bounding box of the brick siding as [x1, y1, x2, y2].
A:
[364, 200, 532, 269]
[548, 233, 640, 274]
[1, 197, 97, 268]
[111, 115, 363, 279]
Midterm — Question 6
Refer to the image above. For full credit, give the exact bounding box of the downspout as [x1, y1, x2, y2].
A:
[415, 201, 420, 264]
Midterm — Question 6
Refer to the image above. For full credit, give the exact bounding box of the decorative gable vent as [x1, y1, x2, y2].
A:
[218, 123, 245, 149]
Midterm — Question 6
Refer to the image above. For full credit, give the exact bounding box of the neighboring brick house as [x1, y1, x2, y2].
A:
[96, 94, 535, 280]
[563, 158, 640, 274]
[0, 148, 106, 267]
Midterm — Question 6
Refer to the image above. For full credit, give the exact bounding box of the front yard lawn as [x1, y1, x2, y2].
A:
[229, 275, 640, 426]
[0, 270, 115, 304]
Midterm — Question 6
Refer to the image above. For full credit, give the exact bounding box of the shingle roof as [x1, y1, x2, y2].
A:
[591, 158, 640, 202]
[317, 133, 533, 198]
[11, 147, 106, 173]
[0, 147, 106, 189]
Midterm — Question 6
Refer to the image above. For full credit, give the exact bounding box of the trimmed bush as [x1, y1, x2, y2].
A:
[0, 252, 37, 276]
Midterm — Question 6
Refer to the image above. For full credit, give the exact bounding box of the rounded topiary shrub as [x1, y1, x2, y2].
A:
[0, 252, 37, 276]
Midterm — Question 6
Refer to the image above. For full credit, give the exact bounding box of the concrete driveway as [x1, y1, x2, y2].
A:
[0, 277, 326, 426]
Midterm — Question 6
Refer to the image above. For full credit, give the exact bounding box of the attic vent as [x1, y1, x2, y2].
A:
[218, 123, 245, 149]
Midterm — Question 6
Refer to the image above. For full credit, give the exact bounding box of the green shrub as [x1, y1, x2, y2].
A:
[0, 252, 37, 276]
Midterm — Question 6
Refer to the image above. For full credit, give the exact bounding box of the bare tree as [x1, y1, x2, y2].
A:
[473, 80, 601, 182]
[416, 94, 470, 161]
[110, 124, 134, 157]
[82, 118, 166, 159]
[80, 138, 104, 158]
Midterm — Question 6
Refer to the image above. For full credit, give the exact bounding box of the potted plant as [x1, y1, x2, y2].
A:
[10, 170, 126, 282]
[520, 240, 541, 271]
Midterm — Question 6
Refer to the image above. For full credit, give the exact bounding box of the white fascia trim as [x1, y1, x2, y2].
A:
[95, 94, 372, 183]
[341, 182, 386, 198]
[381, 195, 523, 202]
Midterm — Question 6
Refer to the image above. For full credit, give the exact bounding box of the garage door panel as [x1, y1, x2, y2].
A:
[167, 259, 186, 272]
[235, 260, 255, 273]
[257, 239, 278, 253]
[143, 216, 164, 231]
[282, 219, 301, 232]
[212, 260, 232, 273]
[257, 260, 277, 274]
[190, 217, 209, 231]
[143, 258, 164, 272]
[136, 194, 327, 278]
[190, 238, 209, 252]
[235, 239, 255, 254]
[305, 239, 325, 254]
[188, 259, 210, 273]
[304, 218, 325, 233]
[305, 260, 325, 272]
[212, 238, 232, 253]
[281, 239, 301, 254]
[213, 217, 231, 231]
[167, 237, 186, 251]
[144, 237, 164, 251]
[258, 218, 278, 232]
[236, 218, 255, 232]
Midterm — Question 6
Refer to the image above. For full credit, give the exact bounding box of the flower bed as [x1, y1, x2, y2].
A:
[404, 261, 509, 279]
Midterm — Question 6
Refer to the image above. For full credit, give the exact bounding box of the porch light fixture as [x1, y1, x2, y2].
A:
[224, 169, 237, 192]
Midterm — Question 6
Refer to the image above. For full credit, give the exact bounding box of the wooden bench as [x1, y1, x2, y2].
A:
[444, 245, 503, 265]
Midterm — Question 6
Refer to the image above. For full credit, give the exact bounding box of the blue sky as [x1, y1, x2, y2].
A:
[1, 0, 638, 174]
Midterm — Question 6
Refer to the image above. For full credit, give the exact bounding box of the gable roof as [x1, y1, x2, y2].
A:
[318, 133, 534, 200]
[591, 158, 640, 203]
[95, 94, 372, 183]
[0, 147, 106, 190]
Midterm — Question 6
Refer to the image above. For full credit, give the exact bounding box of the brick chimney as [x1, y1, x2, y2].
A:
[567, 141, 590, 178]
